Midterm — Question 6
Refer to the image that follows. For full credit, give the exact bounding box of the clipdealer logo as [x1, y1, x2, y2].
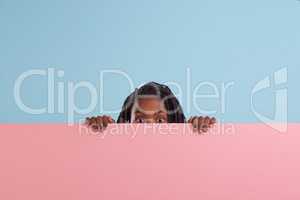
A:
[13, 67, 289, 133]
[251, 67, 288, 133]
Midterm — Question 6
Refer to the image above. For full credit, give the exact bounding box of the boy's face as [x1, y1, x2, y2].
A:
[131, 96, 168, 123]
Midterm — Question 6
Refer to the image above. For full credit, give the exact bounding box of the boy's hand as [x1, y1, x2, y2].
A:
[85, 115, 115, 132]
[188, 116, 216, 133]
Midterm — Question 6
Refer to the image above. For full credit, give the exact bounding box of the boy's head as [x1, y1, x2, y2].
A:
[117, 82, 185, 123]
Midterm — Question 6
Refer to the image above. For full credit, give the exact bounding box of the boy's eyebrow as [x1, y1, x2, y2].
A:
[134, 110, 144, 115]
[134, 110, 166, 115]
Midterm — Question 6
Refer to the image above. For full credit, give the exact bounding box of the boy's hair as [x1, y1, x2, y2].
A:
[117, 82, 186, 123]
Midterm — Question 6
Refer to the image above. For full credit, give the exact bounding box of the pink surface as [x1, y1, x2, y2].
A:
[1, 123, 300, 200]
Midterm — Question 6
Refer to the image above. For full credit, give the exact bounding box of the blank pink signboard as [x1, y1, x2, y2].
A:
[0, 123, 300, 200]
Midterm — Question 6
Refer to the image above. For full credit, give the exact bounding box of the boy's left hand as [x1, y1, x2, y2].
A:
[188, 116, 216, 133]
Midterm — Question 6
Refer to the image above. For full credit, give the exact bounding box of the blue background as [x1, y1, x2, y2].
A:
[0, 0, 299, 122]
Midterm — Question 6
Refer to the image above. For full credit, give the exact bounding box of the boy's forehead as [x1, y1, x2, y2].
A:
[137, 94, 160, 99]
[133, 96, 166, 112]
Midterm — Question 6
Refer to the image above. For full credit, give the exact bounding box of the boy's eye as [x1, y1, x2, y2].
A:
[156, 118, 166, 123]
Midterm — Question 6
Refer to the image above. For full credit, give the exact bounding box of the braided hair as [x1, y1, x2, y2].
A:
[117, 82, 186, 123]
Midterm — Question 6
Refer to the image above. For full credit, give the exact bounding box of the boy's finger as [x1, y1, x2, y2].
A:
[210, 117, 216, 124]
[192, 117, 198, 128]
[202, 124, 208, 132]
[204, 116, 210, 125]
[108, 116, 115, 123]
[103, 117, 109, 128]
[85, 118, 90, 125]
[91, 117, 97, 125]
[198, 117, 204, 133]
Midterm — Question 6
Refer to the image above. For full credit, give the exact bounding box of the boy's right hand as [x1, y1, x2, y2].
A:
[85, 115, 115, 132]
